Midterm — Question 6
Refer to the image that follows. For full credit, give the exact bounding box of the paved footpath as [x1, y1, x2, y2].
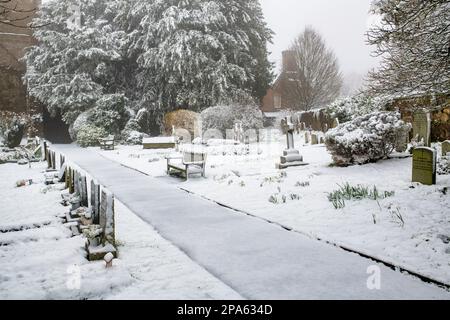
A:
[54, 144, 450, 299]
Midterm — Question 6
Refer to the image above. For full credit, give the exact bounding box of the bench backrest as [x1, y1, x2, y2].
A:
[183, 152, 207, 163]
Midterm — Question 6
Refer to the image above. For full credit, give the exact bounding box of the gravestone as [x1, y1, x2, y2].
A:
[51, 151, 56, 170]
[323, 123, 328, 133]
[42, 141, 47, 161]
[442, 141, 450, 157]
[412, 147, 436, 185]
[100, 189, 115, 245]
[412, 112, 431, 147]
[304, 132, 310, 144]
[79, 174, 88, 207]
[276, 117, 308, 169]
[68, 168, 74, 194]
[311, 134, 319, 145]
[233, 122, 244, 143]
[90, 180, 100, 224]
[58, 163, 67, 182]
[332, 118, 340, 129]
[320, 137, 325, 144]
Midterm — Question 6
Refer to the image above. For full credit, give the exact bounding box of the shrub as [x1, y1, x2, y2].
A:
[2, 117, 25, 148]
[325, 111, 411, 166]
[90, 94, 129, 134]
[164, 109, 200, 138]
[201, 98, 264, 135]
[326, 95, 389, 124]
[76, 125, 108, 148]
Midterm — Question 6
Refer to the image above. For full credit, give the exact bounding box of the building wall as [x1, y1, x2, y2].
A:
[0, 0, 42, 136]
[261, 50, 297, 113]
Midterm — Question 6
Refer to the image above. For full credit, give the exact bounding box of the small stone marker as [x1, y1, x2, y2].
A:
[442, 141, 450, 157]
[79, 174, 88, 207]
[100, 189, 115, 246]
[51, 151, 56, 170]
[311, 134, 319, 145]
[412, 147, 436, 185]
[304, 132, 310, 144]
[58, 163, 67, 182]
[90, 180, 100, 224]
[104, 252, 114, 268]
[412, 112, 431, 147]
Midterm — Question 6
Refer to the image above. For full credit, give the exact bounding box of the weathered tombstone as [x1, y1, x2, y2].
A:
[46, 148, 52, 169]
[304, 132, 310, 144]
[68, 168, 74, 193]
[41, 140, 47, 161]
[332, 118, 340, 129]
[233, 122, 244, 143]
[412, 147, 436, 185]
[442, 141, 450, 157]
[60, 155, 65, 168]
[311, 134, 319, 145]
[412, 112, 431, 147]
[58, 163, 67, 182]
[79, 174, 88, 207]
[51, 151, 56, 170]
[277, 117, 307, 169]
[323, 123, 328, 133]
[100, 189, 115, 245]
[90, 180, 101, 224]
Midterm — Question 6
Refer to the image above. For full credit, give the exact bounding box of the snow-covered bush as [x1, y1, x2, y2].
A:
[326, 95, 389, 124]
[90, 94, 129, 134]
[201, 99, 264, 135]
[325, 112, 411, 166]
[437, 156, 450, 175]
[2, 117, 25, 148]
[69, 110, 93, 141]
[76, 125, 108, 148]
[121, 117, 147, 145]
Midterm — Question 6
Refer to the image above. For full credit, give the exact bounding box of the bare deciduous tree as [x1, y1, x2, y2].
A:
[367, 0, 450, 96]
[281, 27, 343, 111]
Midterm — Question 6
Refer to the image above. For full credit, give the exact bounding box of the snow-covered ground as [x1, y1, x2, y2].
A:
[0, 162, 241, 299]
[93, 132, 450, 286]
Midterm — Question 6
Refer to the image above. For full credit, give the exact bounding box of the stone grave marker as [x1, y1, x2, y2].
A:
[79, 174, 88, 207]
[90, 180, 100, 224]
[412, 112, 431, 147]
[311, 134, 319, 145]
[58, 163, 67, 182]
[51, 151, 56, 170]
[100, 189, 115, 245]
[277, 117, 308, 169]
[442, 141, 450, 157]
[304, 132, 310, 144]
[412, 147, 436, 185]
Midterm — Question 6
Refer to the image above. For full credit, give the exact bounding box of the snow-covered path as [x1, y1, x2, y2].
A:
[52, 144, 450, 299]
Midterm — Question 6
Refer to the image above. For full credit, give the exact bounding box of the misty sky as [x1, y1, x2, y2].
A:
[260, 0, 380, 77]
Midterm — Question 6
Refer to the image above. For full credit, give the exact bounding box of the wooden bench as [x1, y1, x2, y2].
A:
[98, 135, 115, 150]
[166, 151, 207, 180]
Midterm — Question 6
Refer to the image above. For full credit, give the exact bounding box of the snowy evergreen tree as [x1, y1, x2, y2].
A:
[133, 0, 273, 119]
[24, 0, 134, 125]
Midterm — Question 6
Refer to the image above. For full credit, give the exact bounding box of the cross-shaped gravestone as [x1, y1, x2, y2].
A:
[281, 117, 295, 150]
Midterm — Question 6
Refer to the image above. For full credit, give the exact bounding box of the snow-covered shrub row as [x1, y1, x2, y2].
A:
[326, 95, 390, 123]
[437, 156, 450, 175]
[76, 125, 108, 148]
[201, 99, 264, 135]
[325, 112, 411, 166]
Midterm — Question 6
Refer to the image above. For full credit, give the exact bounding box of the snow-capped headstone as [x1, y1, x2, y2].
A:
[412, 112, 431, 147]
[51, 151, 56, 170]
[90, 180, 100, 224]
[442, 141, 450, 157]
[412, 147, 436, 185]
[58, 163, 67, 182]
[311, 134, 319, 145]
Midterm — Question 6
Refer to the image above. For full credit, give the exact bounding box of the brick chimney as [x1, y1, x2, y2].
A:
[282, 50, 296, 73]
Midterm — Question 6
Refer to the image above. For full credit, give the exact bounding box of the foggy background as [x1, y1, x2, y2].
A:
[260, 0, 380, 94]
